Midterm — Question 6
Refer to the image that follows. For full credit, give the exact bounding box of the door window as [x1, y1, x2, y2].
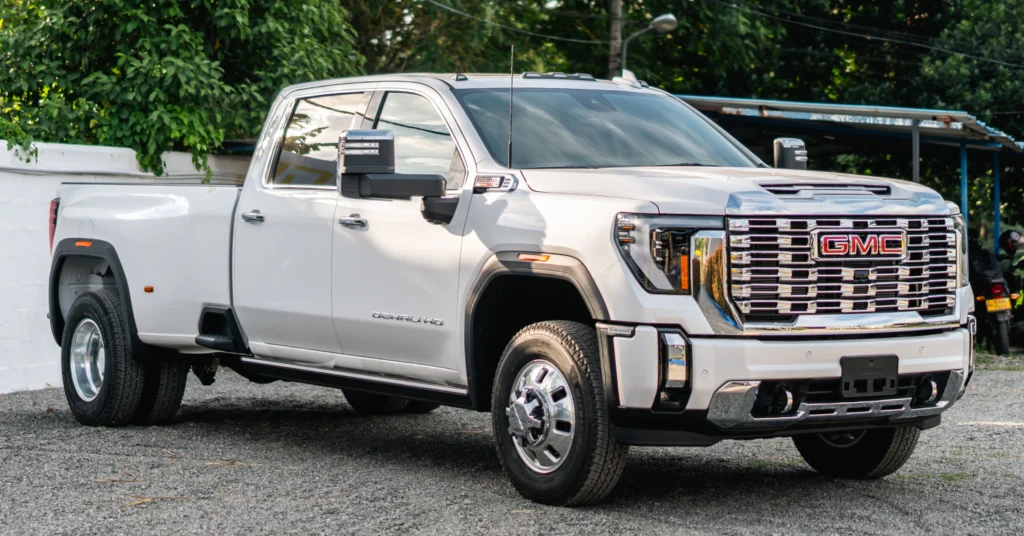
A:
[271, 92, 367, 187]
[374, 92, 466, 190]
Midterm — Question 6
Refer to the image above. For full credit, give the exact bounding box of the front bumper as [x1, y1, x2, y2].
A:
[706, 370, 963, 430]
[599, 323, 972, 444]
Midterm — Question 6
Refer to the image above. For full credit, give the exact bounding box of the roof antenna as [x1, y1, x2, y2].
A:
[507, 45, 514, 169]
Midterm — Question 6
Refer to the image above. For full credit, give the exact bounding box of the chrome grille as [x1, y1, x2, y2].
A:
[727, 217, 957, 320]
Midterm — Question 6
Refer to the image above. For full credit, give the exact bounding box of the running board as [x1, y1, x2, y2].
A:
[195, 306, 248, 354]
[238, 357, 474, 409]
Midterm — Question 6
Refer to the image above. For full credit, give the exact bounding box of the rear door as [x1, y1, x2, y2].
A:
[233, 87, 374, 359]
[331, 87, 472, 371]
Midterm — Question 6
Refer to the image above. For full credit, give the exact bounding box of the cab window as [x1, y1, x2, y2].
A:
[374, 92, 466, 190]
[271, 92, 367, 187]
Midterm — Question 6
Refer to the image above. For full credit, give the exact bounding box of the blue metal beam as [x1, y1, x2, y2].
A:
[960, 141, 969, 229]
[994, 151, 1001, 253]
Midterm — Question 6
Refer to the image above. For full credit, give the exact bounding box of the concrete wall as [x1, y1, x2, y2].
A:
[0, 141, 249, 394]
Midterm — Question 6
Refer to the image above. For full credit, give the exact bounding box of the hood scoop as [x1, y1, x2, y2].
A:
[761, 183, 891, 198]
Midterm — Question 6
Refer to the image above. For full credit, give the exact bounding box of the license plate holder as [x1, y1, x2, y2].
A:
[986, 297, 1011, 312]
[840, 355, 898, 399]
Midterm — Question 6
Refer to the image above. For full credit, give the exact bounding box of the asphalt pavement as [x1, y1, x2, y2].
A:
[1, 366, 1022, 535]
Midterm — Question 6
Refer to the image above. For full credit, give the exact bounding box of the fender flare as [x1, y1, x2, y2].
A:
[463, 251, 609, 409]
[48, 238, 144, 352]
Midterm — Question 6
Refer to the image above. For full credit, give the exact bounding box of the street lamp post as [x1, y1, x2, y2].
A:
[621, 13, 678, 74]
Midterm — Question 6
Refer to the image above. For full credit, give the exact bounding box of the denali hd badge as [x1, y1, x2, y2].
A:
[812, 232, 906, 260]
[371, 311, 444, 326]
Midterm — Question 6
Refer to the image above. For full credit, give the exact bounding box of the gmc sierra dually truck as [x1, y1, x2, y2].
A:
[48, 72, 975, 506]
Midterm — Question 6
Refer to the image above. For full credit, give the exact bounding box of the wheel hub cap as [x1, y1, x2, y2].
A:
[70, 319, 105, 402]
[505, 360, 576, 474]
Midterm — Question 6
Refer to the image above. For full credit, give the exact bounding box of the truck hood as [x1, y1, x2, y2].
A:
[521, 167, 952, 216]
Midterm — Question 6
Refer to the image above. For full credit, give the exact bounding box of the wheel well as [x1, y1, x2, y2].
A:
[57, 256, 117, 322]
[469, 275, 594, 409]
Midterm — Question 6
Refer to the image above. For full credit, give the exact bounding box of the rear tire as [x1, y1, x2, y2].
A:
[492, 321, 628, 506]
[133, 355, 190, 425]
[61, 290, 147, 427]
[402, 400, 441, 413]
[993, 319, 1011, 355]
[342, 389, 409, 414]
[793, 426, 920, 479]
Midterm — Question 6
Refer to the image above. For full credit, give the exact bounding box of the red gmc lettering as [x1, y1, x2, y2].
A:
[821, 235, 850, 255]
[850, 235, 878, 255]
[879, 234, 904, 255]
[820, 233, 904, 256]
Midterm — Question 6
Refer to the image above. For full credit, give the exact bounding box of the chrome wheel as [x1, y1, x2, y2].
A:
[70, 319, 105, 402]
[819, 430, 866, 448]
[506, 359, 576, 474]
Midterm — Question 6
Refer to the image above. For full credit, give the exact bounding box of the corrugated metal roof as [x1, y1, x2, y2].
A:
[679, 95, 1023, 153]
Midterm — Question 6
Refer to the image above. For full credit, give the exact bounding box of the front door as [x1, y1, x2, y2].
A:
[234, 90, 371, 359]
[332, 89, 470, 371]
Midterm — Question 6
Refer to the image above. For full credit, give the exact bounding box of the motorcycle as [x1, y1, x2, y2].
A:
[997, 230, 1024, 345]
[970, 233, 1014, 355]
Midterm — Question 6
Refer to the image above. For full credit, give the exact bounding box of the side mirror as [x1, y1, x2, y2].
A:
[338, 129, 446, 201]
[773, 138, 808, 170]
[339, 129, 395, 175]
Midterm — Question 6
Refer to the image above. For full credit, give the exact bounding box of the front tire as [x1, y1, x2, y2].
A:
[61, 290, 147, 427]
[492, 321, 628, 506]
[793, 426, 920, 479]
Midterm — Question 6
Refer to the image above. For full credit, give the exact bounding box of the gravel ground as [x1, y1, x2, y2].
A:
[2, 368, 1022, 536]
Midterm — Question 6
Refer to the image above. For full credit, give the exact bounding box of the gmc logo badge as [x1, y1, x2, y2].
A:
[814, 233, 906, 259]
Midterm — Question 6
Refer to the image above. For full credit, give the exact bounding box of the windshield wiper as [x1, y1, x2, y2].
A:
[649, 162, 717, 167]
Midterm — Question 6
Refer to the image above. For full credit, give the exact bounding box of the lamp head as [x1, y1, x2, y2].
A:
[651, 13, 678, 33]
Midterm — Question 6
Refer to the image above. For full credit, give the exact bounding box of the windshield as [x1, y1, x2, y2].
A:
[454, 87, 758, 169]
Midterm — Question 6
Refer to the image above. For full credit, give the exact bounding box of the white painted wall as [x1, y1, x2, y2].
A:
[0, 141, 250, 394]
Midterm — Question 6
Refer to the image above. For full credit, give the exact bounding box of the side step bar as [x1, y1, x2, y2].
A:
[238, 357, 474, 409]
[195, 306, 248, 354]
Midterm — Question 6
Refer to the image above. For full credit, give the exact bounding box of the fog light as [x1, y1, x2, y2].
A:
[660, 332, 688, 389]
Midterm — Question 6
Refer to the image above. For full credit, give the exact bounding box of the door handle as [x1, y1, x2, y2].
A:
[241, 210, 265, 223]
[338, 215, 367, 228]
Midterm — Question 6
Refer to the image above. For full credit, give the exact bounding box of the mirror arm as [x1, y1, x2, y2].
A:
[421, 196, 459, 225]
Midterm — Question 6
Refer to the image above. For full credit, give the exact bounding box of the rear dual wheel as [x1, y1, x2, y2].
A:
[342, 389, 441, 415]
[61, 290, 188, 427]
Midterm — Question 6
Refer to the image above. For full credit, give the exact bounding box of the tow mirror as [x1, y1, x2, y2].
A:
[338, 129, 446, 201]
[773, 138, 808, 170]
[339, 129, 395, 175]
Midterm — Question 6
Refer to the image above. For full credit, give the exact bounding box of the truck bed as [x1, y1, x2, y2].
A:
[53, 183, 241, 350]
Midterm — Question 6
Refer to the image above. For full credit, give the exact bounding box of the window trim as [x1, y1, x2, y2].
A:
[263, 90, 374, 191]
[372, 90, 468, 193]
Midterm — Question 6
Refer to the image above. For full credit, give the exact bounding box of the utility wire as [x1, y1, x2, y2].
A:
[710, 0, 1024, 70]
[424, 0, 608, 45]
[749, 3, 947, 46]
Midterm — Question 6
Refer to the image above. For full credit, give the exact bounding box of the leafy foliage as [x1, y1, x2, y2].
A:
[0, 0, 363, 174]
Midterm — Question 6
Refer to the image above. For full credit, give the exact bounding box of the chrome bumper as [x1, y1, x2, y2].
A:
[706, 370, 964, 430]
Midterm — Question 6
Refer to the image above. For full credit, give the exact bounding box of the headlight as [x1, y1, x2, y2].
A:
[951, 209, 969, 287]
[615, 213, 720, 294]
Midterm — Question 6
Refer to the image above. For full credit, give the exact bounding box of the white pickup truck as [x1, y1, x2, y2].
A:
[48, 72, 974, 505]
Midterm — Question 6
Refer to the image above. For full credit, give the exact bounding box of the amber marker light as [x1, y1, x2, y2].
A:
[74, 241, 92, 248]
[518, 253, 550, 262]
[144, 286, 154, 293]
[679, 254, 690, 293]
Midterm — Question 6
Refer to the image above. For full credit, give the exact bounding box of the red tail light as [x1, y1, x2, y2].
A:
[991, 283, 1007, 298]
[49, 198, 60, 252]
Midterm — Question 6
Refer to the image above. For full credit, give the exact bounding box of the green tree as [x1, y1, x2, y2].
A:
[0, 0, 363, 175]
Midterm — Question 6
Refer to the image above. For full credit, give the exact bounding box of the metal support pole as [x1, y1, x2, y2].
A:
[960, 141, 969, 229]
[994, 151, 1001, 253]
[911, 120, 920, 182]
